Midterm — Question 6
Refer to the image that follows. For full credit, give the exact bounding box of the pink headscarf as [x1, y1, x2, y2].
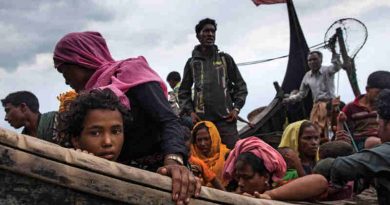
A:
[53, 31, 167, 108]
[223, 136, 286, 182]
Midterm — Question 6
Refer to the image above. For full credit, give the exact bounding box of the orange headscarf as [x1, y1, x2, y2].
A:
[191, 121, 230, 184]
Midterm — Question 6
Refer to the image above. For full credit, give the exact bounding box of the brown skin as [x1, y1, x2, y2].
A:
[335, 86, 382, 145]
[71, 109, 124, 161]
[57, 64, 95, 92]
[3, 103, 39, 136]
[57, 63, 200, 205]
[235, 160, 270, 195]
[335, 112, 352, 144]
[235, 160, 328, 201]
[223, 109, 239, 122]
[378, 118, 390, 143]
[194, 128, 212, 157]
[279, 148, 306, 177]
[298, 126, 320, 167]
[4, 103, 27, 129]
[197, 24, 216, 48]
[260, 174, 328, 201]
[307, 53, 322, 73]
[364, 87, 382, 110]
[190, 112, 201, 124]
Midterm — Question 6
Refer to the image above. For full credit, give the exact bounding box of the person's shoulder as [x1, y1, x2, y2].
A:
[321, 65, 336, 73]
[302, 70, 312, 79]
[42, 111, 58, 118]
[219, 51, 234, 59]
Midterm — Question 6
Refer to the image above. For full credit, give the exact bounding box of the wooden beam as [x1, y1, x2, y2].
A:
[336, 27, 361, 97]
[0, 127, 292, 205]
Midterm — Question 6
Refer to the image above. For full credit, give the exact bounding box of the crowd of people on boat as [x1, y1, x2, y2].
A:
[2, 17, 390, 205]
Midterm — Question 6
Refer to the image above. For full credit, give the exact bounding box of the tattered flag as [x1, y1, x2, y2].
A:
[252, 0, 287, 6]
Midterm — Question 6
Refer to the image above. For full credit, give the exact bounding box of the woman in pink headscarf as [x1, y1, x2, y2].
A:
[223, 137, 328, 201]
[53, 31, 200, 205]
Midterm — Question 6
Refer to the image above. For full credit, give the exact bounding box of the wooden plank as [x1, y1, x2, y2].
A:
[239, 98, 284, 138]
[0, 170, 127, 205]
[0, 127, 293, 205]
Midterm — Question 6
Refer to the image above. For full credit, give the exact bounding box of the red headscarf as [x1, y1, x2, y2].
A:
[53, 31, 167, 108]
[223, 136, 286, 182]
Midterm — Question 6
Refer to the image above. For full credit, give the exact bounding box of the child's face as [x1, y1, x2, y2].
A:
[72, 109, 124, 161]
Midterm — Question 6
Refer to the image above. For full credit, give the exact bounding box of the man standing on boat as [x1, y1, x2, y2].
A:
[283, 42, 342, 140]
[179, 18, 248, 149]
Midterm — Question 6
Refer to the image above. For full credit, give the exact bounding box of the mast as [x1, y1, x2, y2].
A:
[336, 27, 361, 97]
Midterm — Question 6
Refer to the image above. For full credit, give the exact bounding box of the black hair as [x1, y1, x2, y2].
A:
[298, 121, 315, 138]
[59, 89, 131, 140]
[366, 71, 390, 89]
[226, 152, 271, 192]
[166, 71, 181, 82]
[319, 141, 354, 159]
[377, 89, 390, 121]
[195, 18, 217, 35]
[192, 122, 209, 143]
[1, 91, 40, 113]
[237, 152, 269, 177]
[309, 51, 323, 59]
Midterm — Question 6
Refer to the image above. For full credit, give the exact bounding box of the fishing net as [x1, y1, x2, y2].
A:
[324, 18, 368, 59]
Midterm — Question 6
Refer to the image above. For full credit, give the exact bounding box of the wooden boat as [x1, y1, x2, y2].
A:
[0, 127, 294, 205]
[0, 126, 378, 204]
[239, 0, 312, 146]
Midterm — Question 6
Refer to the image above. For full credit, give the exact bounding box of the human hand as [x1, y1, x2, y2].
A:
[190, 112, 201, 124]
[242, 192, 272, 200]
[73, 148, 95, 156]
[253, 191, 272, 200]
[224, 109, 238, 122]
[283, 149, 302, 168]
[157, 165, 201, 205]
[335, 130, 352, 144]
[337, 111, 347, 123]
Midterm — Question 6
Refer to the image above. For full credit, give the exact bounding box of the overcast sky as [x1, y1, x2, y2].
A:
[1, 0, 389, 131]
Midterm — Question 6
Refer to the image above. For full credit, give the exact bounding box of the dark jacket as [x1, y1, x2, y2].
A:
[330, 142, 390, 205]
[119, 82, 187, 171]
[179, 45, 248, 121]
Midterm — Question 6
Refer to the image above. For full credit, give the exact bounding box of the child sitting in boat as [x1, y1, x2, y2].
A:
[59, 88, 130, 162]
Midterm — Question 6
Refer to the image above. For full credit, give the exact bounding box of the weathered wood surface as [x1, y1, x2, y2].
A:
[239, 97, 284, 139]
[0, 127, 293, 205]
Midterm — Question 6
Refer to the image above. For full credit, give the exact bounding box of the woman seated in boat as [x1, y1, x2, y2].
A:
[278, 120, 320, 181]
[190, 121, 230, 187]
[53, 31, 199, 205]
[223, 137, 328, 201]
[182, 126, 225, 190]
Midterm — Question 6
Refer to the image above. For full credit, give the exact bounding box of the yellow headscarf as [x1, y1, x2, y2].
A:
[191, 121, 230, 184]
[279, 120, 319, 161]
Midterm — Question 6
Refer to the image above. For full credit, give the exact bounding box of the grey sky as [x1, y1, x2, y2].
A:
[1, 0, 389, 131]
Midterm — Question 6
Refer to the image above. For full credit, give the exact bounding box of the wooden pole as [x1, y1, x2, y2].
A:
[336, 27, 361, 97]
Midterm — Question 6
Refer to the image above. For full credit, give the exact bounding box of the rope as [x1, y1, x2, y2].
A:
[237, 42, 327, 66]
